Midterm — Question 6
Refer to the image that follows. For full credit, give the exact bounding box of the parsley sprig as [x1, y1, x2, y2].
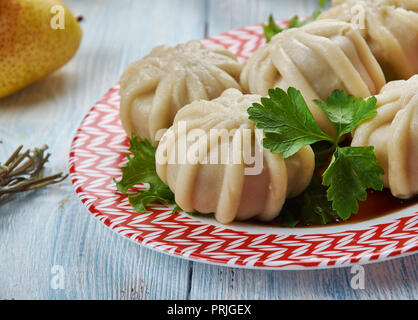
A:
[115, 134, 177, 213]
[263, 0, 329, 42]
[248, 88, 384, 223]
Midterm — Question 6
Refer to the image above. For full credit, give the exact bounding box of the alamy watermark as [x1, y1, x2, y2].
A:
[350, 264, 365, 290]
[50, 265, 65, 290]
[50, 5, 65, 30]
[155, 121, 264, 175]
[351, 3, 366, 30]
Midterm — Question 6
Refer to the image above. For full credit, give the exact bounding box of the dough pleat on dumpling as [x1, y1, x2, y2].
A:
[352, 75, 418, 199]
[332, 0, 418, 9]
[379, 0, 418, 11]
[155, 89, 315, 224]
[319, 0, 418, 80]
[120, 40, 242, 145]
[240, 19, 385, 137]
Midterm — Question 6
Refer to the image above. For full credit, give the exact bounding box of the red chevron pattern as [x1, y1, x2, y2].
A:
[69, 23, 418, 269]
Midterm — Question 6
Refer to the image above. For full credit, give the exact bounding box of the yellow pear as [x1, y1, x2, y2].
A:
[0, 0, 82, 98]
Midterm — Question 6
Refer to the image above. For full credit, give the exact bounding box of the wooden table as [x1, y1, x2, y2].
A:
[0, 0, 416, 300]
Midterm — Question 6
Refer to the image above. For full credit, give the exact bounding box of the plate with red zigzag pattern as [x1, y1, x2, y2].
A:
[69, 22, 418, 270]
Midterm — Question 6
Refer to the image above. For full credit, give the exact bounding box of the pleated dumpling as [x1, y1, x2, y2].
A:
[155, 89, 315, 224]
[319, 0, 418, 80]
[240, 19, 385, 136]
[379, 0, 418, 11]
[352, 75, 418, 199]
[120, 41, 242, 145]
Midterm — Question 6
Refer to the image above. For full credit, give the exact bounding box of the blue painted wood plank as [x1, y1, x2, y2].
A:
[189, 254, 418, 299]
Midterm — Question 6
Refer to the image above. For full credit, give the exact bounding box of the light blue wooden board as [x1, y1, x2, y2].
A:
[0, 0, 416, 300]
[189, 255, 418, 300]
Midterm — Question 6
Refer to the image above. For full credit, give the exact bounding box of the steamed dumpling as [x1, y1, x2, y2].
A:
[240, 19, 385, 137]
[319, 0, 418, 80]
[352, 75, 418, 199]
[120, 41, 242, 145]
[379, 0, 418, 11]
[155, 89, 315, 224]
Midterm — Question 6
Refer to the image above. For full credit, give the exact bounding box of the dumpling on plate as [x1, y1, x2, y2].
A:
[319, 0, 418, 80]
[119, 41, 242, 145]
[155, 89, 315, 224]
[331, 0, 418, 7]
[361, 0, 418, 11]
[352, 75, 418, 199]
[379, 0, 418, 11]
[240, 19, 385, 137]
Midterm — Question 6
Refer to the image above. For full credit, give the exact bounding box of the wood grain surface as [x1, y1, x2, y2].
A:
[0, 0, 416, 300]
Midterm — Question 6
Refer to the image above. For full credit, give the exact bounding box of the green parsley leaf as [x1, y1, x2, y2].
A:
[322, 146, 384, 220]
[299, 175, 340, 225]
[247, 86, 384, 224]
[248, 87, 333, 158]
[288, 15, 303, 29]
[280, 175, 339, 226]
[310, 140, 335, 169]
[263, 14, 283, 43]
[314, 90, 378, 140]
[115, 134, 176, 213]
[263, 0, 330, 42]
[279, 202, 301, 227]
[318, 0, 329, 9]
[288, 10, 322, 29]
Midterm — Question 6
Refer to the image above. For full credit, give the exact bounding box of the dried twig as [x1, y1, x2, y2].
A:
[0, 144, 68, 204]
